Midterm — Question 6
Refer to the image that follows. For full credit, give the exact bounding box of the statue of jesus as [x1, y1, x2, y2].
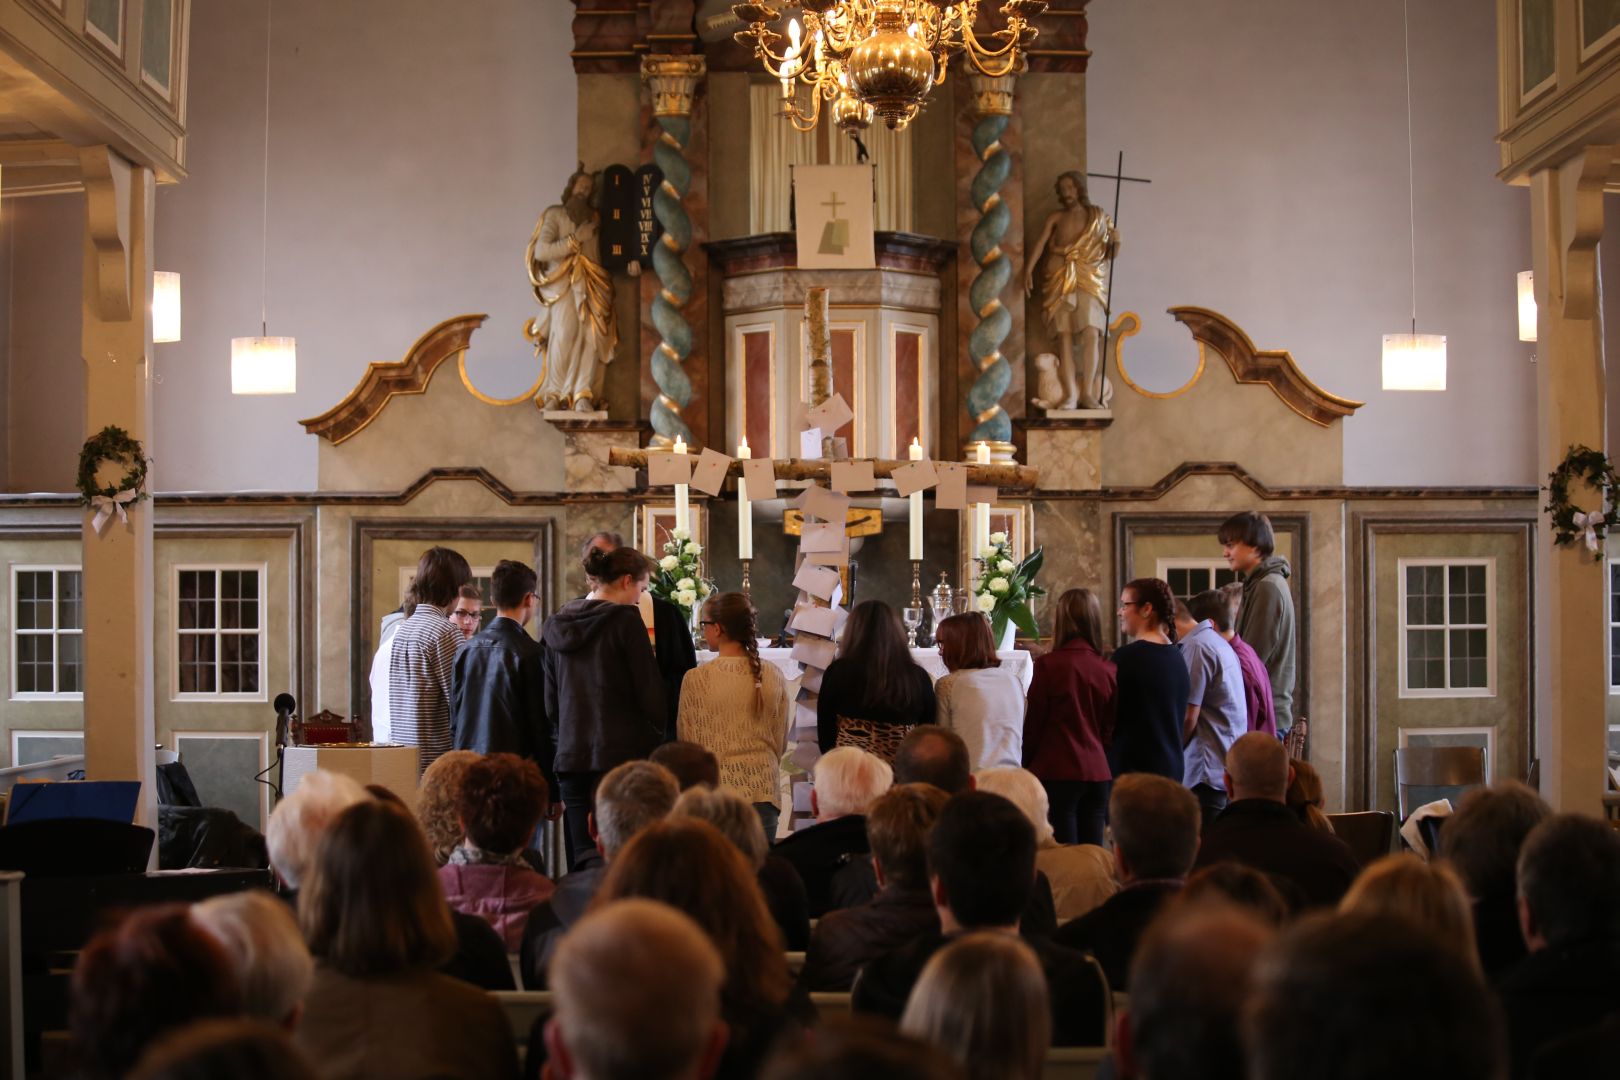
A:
[523, 166, 629, 413]
[1025, 171, 1119, 411]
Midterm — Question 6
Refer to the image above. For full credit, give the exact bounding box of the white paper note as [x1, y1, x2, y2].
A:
[791, 605, 842, 637]
[799, 427, 824, 460]
[831, 460, 876, 493]
[936, 463, 969, 510]
[791, 635, 838, 669]
[802, 485, 850, 523]
[891, 459, 938, 497]
[689, 447, 732, 496]
[801, 521, 844, 553]
[741, 458, 775, 501]
[806, 393, 854, 434]
[793, 563, 841, 601]
[647, 452, 693, 486]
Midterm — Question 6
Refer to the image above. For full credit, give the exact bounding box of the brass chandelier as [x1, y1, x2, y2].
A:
[732, 0, 1047, 132]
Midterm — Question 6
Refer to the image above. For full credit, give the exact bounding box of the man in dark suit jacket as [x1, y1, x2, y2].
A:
[1055, 772, 1200, 990]
[1193, 732, 1359, 910]
[776, 747, 891, 916]
[852, 791, 1109, 1047]
[1499, 813, 1620, 1079]
[583, 531, 696, 739]
[450, 560, 557, 795]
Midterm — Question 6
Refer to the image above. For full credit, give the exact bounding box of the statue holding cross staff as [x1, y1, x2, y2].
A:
[1026, 171, 1119, 410]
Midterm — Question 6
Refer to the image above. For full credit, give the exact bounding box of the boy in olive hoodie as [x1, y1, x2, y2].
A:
[1219, 511, 1297, 736]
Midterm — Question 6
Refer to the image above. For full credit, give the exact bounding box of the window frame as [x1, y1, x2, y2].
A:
[170, 563, 268, 702]
[10, 564, 85, 701]
[1396, 557, 1497, 699]
[1153, 557, 1240, 601]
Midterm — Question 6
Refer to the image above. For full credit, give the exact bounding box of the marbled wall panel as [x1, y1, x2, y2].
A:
[562, 501, 639, 599]
[1032, 498, 1106, 639]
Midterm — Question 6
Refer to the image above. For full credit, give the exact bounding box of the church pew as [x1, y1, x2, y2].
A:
[785, 950, 806, 977]
[1044, 1047, 1108, 1080]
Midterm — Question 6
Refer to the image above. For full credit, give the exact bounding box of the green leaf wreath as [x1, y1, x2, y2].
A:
[1543, 444, 1619, 560]
[972, 533, 1046, 644]
[76, 425, 150, 507]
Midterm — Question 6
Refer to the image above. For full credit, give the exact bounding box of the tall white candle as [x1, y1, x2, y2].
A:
[673, 436, 690, 534]
[972, 441, 991, 555]
[908, 437, 924, 561]
[737, 439, 753, 560]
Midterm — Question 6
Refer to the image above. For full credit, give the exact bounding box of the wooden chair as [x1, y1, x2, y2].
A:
[808, 992, 853, 1017]
[1326, 811, 1397, 865]
[1395, 746, 1485, 820]
[785, 951, 806, 977]
[1044, 1047, 1109, 1080]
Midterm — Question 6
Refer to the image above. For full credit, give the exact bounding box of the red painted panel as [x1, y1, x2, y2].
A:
[831, 329, 857, 445]
[743, 331, 773, 456]
[895, 331, 921, 453]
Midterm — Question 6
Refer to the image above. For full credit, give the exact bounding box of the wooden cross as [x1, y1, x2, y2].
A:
[822, 190, 845, 218]
[1086, 151, 1152, 344]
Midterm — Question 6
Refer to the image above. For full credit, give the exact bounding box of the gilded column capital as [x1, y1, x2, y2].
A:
[640, 54, 707, 118]
[968, 59, 1025, 117]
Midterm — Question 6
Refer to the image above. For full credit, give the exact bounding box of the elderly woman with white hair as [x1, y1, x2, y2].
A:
[192, 891, 314, 1030]
[976, 766, 1117, 922]
[774, 747, 894, 917]
[671, 785, 811, 949]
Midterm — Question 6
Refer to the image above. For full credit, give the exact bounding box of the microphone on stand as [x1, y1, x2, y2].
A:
[273, 693, 297, 750]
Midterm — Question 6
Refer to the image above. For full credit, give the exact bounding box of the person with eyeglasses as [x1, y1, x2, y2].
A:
[449, 584, 484, 642]
[1107, 577, 1189, 785]
[450, 562, 562, 810]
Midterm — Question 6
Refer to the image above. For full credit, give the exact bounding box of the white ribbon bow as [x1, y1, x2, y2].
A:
[89, 490, 138, 536]
[1572, 508, 1604, 552]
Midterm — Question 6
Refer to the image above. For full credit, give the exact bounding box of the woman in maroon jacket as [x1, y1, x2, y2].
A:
[1023, 588, 1117, 845]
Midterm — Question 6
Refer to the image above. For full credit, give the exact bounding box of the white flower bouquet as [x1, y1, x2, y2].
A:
[650, 527, 713, 621]
[972, 531, 1045, 644]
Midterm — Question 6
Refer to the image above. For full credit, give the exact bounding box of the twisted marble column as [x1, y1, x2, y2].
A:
[965, 70, 1019, 451]
[641, 55, 706, 448]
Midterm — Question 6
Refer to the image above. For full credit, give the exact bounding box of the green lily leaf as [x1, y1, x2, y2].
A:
[1009, 601, 1040, 639]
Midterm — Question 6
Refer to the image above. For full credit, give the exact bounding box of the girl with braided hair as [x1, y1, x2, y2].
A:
[1109, 577, 1191, 783]
[679, 592, 791, 838]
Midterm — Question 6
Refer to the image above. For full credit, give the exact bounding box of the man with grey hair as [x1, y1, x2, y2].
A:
[544, 899, 727, 1080]
[192, 891, 314, 1030]
[265, 770, 369, 890]
[775, 747, 893, 916]
[1192, 732, 1358, 910]
[521, 759, 680, 987]
[1438, 780, 1552, 977]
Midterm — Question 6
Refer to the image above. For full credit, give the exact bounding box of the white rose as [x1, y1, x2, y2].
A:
[990, 531, 1008, 545]
[975, 592, 997, 613]
[989, 578, 1010, 594]
[998, 559, 1015, 574]
[677, 577, 695, 590]
[684, 542, 703, 556]
[677, 589, 697, 607]
[672, 528, 690, 541]
[659, 555, 679, 571]
[979, 545, 998, 560]
[698, 582, 712, 597]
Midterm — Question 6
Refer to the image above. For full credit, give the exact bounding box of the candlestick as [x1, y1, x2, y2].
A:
[736, 438, 753, 560]
[908, 437, 925, 561]
[673, 436, 690, 535]
[741, 558, 752, 597]
[911, 560, 922, 607]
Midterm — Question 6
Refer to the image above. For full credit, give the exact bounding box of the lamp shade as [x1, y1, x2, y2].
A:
[231, 336, 297, 395]
[1381, 332, 1447, 392]
[1517, 270, 1536, 342]
[152, 271, 181, 343]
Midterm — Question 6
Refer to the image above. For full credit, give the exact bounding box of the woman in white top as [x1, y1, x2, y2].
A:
[678, 592, 791, 837]
[933, 613, 1025, 769]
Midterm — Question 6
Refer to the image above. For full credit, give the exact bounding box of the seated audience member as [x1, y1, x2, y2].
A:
[1246, 911, 1505, 1080]
[521, 759, 680, 987]
[1339, 854, 1478, 972]
[802, 784, 950, 991]
[976, 766, 1118, 922]
[1116, 904, 1276, 1080]
[191, 891, 313, 1029]
[1283, 758, 1333, 834]
[295, 800, 519, 1080]
[933, 612, 1025, 769]
[1199, 585, 1275, 738]
[853, 791, 1109, 1047]
[1193, 732, 1359, 910]
[651, 739, 723, 791]
[1498, 814, 1620, 1078]
[132, 1020, 317, 1080]
[1528, 1011, 1620, 1080]
[672, 785, 811, 950]
[1176, 863, 1290, 927]
[1055, 773, 1199, 990]
[543, 899, 728, 1080]
[415, 749, 483, 864]
[900, 932, 1050, 1080]
[594, 818, 802, 1080]
[1437, 780, 1553, 977]
[69, 905, 243, 1080]
[438, 753, 556, 950]
[763, 1017, 963, 1080]
[266, 769, 369, 890]
[775, 747, 893, 916]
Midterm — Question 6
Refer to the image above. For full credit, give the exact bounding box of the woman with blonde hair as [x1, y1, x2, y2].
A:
[899, 931, 1051, 1080]
[295, 799, 518, 1079]
[680, 591, 791, 836]
[1286, 758, 1334, 834]
[934, 612, 1025, 769]
[1339, 854, 1480, 972]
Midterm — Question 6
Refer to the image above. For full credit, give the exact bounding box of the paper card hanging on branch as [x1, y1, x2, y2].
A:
[799, 427, 824, 460]
[806, 393, 854, 435]
[801, 521, 845, 553]
[891, 459, 938, 497]
[791, 634, 837, 669]
[741, 457, 776, 501]
[800, 666, 825, 693]
[647, 452, 693, 486]
[935, 463, 969, 510]
[831, 460, 876, 493]
[791, 605, 842, 637]
[802, 485, 850, 523]
[793, 563, 842, 602]
[689, 448, 733, 496]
